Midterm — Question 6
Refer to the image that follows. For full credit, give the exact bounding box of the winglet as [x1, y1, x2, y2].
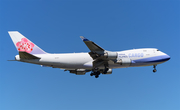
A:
[80, 36, 89, 41]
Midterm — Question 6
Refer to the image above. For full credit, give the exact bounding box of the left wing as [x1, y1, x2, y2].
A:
[80, 36, 104, 52]
[80, 36, 116, 69]
[80, 36, 106, 60]
[80, 36, 119, 77]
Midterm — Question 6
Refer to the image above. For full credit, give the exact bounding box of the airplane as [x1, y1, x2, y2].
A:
[9, 31, 170, 78]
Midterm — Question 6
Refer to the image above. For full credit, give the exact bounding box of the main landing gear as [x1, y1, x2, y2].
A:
[90, 67, 109, 78]
[90, 68, 100, 78]
[103, 67, 109, 74]
[153, 65, 157, 73]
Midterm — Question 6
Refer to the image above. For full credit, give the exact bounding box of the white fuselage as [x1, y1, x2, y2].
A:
[15, 48, 170, 70]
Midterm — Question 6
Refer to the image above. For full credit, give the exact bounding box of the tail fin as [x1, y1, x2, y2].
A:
[8, 31, 47, 54]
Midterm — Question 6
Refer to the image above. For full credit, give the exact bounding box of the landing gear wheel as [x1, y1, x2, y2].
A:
[94, 71, 100, 78]
[95, 75, 99, 78]
[90, 73, 93, 76]
[153, 69, 157, 73]
[92, 68, 100, 78]
[153, 65, 157, 73]
[103, 68, 109, 74]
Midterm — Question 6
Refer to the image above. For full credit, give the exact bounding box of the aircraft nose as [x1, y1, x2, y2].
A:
[166, 54, 170, 60]
[163, 54, 170, 61]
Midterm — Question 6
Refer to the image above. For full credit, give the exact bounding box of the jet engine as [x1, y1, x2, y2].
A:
[104, 52, 118, 59]
[115, 58, 131, 66]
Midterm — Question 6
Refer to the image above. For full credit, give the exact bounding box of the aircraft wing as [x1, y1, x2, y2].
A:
[80, 36, 110, 69]
[80, 36, 104, 52]
[80, 36, 106, 60]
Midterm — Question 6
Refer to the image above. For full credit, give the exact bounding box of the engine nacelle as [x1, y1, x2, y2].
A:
[102, 69, 112, 74]
[69, 69, 86, 75]
[115, 58, 131, 66]
[104, 52, 118, 59]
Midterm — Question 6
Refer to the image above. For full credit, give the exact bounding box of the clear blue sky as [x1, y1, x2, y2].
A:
[0, 0, 180, 110]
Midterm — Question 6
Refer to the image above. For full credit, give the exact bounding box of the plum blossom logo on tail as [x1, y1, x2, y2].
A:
[16, 38, 34, 53]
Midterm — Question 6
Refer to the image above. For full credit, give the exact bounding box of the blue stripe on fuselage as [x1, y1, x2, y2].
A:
[132, 55, 170, 63]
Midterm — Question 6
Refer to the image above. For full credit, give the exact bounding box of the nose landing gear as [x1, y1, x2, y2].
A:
[153, 65, 157, 73]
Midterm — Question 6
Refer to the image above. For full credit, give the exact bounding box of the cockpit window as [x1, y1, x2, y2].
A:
[157, 49, 159, 51]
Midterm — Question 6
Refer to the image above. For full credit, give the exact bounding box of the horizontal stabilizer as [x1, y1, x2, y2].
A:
[19, 52, 40, 59]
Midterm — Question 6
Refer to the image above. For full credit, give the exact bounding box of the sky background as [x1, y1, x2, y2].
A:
[0, 0, 180, 110]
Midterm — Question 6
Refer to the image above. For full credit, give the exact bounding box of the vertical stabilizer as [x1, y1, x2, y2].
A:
[8, 31, 47, 54]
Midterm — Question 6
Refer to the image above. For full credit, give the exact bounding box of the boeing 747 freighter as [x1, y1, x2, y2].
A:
[9, 31, 170, 78]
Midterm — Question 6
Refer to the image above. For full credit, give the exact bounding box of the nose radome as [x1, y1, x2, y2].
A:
[160, 51, 170, 60]
[166, 54, 170, 61]
[162, 53, 170, 61]
[160, 51, 170, 61]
